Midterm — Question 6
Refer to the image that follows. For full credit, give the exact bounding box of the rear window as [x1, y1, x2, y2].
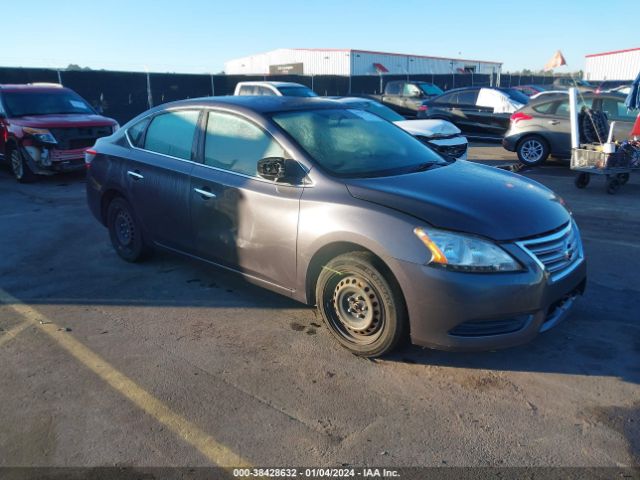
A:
[501, 88, 530, 105]
[3, 90, 94, 117]
[457, 90, 479, 105]
[144, 110, 200, 160]
[418, 83, 444, 96]
[277, 86, 317, 97]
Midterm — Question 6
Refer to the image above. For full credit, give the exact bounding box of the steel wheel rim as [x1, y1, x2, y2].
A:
[327, 274, 384, 345]
[521, 140, 543, 162]
[11, 152, 23, 179]
[115, 209, 135, 247]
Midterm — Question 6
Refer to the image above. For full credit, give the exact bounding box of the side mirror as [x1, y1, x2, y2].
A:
[257, 157, 287, 181]
[411, 90, 423, 98]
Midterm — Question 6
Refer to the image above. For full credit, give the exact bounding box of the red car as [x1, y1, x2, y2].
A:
[0, 83, 118, 182]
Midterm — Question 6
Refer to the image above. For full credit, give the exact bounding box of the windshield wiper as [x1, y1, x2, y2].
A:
[411, 162, 438, 172]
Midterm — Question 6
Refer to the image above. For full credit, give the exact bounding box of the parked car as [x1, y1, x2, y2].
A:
[0, 83, 118, 182]
[234, 81, 317, 97]
[503, 92, 635, 165]
[86, 96, 586, 357]
[595, 80, 630, 93]
[530, 90, 568, 100]
[364, 80, 444, 117]
[334, 97, 468, 160]
[419, 87, 529, 138]
[552, 78, 595, 92]
[512, 85, 549, 97]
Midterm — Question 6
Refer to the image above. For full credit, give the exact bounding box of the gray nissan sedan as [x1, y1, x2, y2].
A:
[86, 96, 586, 357]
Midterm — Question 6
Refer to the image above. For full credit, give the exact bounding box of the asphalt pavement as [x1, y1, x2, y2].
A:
[0, 144, 638, 472]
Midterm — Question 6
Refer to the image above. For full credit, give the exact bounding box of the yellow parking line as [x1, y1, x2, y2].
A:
[0, 321, 31, 348]
[0, 289, 251, 469]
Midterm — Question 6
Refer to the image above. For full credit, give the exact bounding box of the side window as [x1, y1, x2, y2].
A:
[434, 92, 457, 104]
[555, 98, 593, 117]
[0, 95, 6, 116]
[238, 85, 254, 95]
[144, 110, 199, 160]
[600, 98, 636, 121]
[403, 84, 421, 96]
[457, 90, 479, 105]
[204, 111, 285, 177]
[532, 101, 555, 114]
[258, 86, 276, 96]
[127, 117, 151, 147]
[385, 82, 401, 95]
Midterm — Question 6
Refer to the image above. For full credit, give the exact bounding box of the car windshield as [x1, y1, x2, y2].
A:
[356, 101, 404, 122]
[3, 90, 94, 116]
[277, 86, 318, 97]
[418, 83, 444, 96]
[272, 108, 447, 178]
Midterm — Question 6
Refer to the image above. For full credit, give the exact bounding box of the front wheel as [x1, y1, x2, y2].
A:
[575, 172, 590, 189]
[10, 149, 37, 183]
[107, 197, 151, 262]
[315, 252, 407, 357]
[517, 136, 550, 166]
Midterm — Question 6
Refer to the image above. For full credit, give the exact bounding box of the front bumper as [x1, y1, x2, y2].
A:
[426, 137, 468, 161]
[23, 145, 87, 174]
[390, 238, 587, 351]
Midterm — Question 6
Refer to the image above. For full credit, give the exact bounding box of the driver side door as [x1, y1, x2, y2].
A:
[189, 110, 303, 293]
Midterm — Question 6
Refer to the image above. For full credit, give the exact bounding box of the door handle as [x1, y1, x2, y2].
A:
[194, 187, 216, 199]
[127, 170, 144, 180]
[548, 120, 560, 125]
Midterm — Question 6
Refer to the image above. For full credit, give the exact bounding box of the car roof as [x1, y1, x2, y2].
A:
[236, 81, 308, 88]
[158, 95, 347, 114]
[0, 83, 68, 93]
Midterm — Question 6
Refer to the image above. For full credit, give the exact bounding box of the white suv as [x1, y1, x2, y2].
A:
[234, 81, 317, 97]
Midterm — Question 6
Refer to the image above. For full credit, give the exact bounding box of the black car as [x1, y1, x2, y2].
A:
[503, 92, 635, 165]
[419, 87, 529, 138]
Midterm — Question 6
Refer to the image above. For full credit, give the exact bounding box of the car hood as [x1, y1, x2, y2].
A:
[394, 119, 461, 138]
[11, 114, 116, 128]
[345, 161, 569, 241]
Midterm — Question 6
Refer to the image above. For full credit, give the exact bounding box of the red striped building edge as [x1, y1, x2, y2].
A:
[585, 47, 640, 58]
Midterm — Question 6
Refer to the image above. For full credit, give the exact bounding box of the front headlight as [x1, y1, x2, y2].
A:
[23, 127, 57, 145]
[414, 227, 522, 272]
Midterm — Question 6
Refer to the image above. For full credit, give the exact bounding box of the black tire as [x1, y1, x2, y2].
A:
[575, 172, 590, 189]
[106, 197, 151, 262]
[606, 178, 620, 195]
[617, 173, 629, 185]
[516, 136, 550, 166]
[10, 149, 37, 183]
[315, 252, 407, 357]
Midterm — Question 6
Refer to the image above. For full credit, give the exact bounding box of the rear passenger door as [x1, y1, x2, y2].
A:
[189, 110, 302, 291]
[126, 109, 200, 251]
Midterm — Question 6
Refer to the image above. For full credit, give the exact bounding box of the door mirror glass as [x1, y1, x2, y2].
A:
[257, 157, 286, 181]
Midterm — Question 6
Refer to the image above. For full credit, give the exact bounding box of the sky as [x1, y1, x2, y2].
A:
[2, 0, 636, 74]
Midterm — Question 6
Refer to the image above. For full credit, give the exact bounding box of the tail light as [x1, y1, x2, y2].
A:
[84, 148, 97, 167]
[418, 105, 429, 112]
[510, 112, 533, 124]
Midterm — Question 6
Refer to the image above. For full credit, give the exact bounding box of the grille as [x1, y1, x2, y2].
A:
[517, 221, 583, 281]
[430, 142, 468, 159]
[49, 126, 112, 151]
[449, 315, 530, 337]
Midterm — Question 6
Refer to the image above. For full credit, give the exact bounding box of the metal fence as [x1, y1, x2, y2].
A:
[0, 67, 569, 124]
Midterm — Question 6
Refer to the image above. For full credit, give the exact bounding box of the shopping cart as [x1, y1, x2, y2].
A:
[571, 146, 636, 194]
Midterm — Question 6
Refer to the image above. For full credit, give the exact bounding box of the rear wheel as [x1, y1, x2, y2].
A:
[107, 197, 151, 262]
[617, 173, 629, 185]
[315, 252, 407, 357]
[10, 149, 37, 183]
[606, 178, 620, 195]
[516, 136, 550, 166]
[575, 172, 590, 189]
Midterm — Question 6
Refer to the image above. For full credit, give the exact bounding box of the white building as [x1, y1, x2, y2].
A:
[585, 47, 640, 81]
[224, 48, 502, 76]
